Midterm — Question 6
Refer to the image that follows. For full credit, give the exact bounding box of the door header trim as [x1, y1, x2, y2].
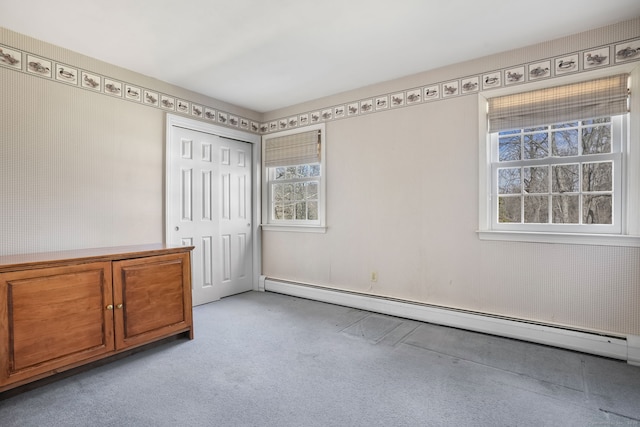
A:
[166, 114, 260, 145]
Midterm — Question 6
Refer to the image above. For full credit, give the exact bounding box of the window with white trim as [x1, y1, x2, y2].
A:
[262, 124, 326, 232]
[492, 116, 625, 233]
[484, 73, 632, 237]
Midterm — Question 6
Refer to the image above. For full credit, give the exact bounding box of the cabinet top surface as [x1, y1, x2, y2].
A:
[0, 244, 194, 272]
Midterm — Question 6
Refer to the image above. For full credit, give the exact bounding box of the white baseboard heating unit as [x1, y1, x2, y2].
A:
[261, 277, 640, 366]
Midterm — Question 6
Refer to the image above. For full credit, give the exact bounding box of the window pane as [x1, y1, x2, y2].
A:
[310, 164, 321, 177]
[583, 195, 612, 224]
[273, 204, 283, 220]
[283, 203, 294, 220]
[582, 117, 611, 126]
[308, 201, 318, 220]
[551, 122, 579, 129]
[297, 165, 310, 177]
[582, 122, 611, 154]
[523, 132, 548, 159]
[523, 166, 548, 193]
[307, 181, 318, 200]
[498, 168, 521, 194]
[552, 129, 578, 156]
[552, 164, 579, 193]
[524, 195, 549, 223]
[524, 126, 547, 132]
[283, 184, 294, 201]
[285, 166, 297, 179]
[295, 202, 307, 220]
[275, 167, 286, 180]
[294, 182, 305, 201]
[273, 183, 284, 202]
[552, 195, 579, 223]
[582, 162, 612, 192]
[499, 196, 521, 223]
[499, 135, 521, 161]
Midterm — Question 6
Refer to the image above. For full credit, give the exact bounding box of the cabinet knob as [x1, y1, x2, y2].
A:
[116, 303, 124, 309]
[106, 304, 114, 310]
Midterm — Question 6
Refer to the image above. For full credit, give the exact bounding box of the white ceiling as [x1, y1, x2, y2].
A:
[2, 1, 639, 113]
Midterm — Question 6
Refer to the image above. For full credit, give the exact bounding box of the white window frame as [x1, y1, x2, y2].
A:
[490, 116, 624, 234]
[478, 65, 640, 247]
[261, 123, 327, 233]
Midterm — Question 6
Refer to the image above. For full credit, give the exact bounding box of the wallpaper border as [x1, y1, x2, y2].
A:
[260, 37, 640, 133]
[1, 37, 638, 135]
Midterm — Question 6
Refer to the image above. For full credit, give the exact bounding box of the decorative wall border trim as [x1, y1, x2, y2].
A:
[0, 43, 262, 134]
[2, 37, 638, 135]
[260, 37, 640, 133]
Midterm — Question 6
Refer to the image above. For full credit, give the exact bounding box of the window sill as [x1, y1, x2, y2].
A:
[261, 224, 327, 234]
[477, 230, 640, 247]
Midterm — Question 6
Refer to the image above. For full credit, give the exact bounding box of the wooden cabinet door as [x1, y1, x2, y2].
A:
[0, 262, 114, 388]
[112, 252, 192, 350]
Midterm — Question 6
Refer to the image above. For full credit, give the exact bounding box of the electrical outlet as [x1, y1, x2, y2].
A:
[370, 271, 378, 282]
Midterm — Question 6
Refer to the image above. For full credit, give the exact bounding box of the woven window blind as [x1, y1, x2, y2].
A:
[264, 129, 321, 167]
[488, 74, 629, 132]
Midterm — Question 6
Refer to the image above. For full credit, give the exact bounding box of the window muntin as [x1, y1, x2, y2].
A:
[491, 116, 623, 233]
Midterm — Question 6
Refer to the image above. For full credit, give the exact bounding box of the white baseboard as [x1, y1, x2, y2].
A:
[264, 278, 632, 363]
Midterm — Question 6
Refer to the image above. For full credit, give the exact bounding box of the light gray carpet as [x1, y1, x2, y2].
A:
[1, 291, 639, 427]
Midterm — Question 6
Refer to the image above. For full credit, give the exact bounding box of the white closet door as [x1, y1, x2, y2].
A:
[168, 126, 252, 305]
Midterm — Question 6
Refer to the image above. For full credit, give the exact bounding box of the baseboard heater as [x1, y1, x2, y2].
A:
[261, 277, 640, 365]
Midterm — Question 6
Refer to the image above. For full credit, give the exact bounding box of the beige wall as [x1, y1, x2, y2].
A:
[262, 97, 640, 336]
[262, 18, 640, 336]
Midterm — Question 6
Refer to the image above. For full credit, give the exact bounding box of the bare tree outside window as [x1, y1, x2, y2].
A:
[271, 163, 320, 221]
[496, 118, 614, 226]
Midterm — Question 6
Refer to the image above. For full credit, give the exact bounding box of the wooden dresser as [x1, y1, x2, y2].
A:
[0, 244, 194, 392]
